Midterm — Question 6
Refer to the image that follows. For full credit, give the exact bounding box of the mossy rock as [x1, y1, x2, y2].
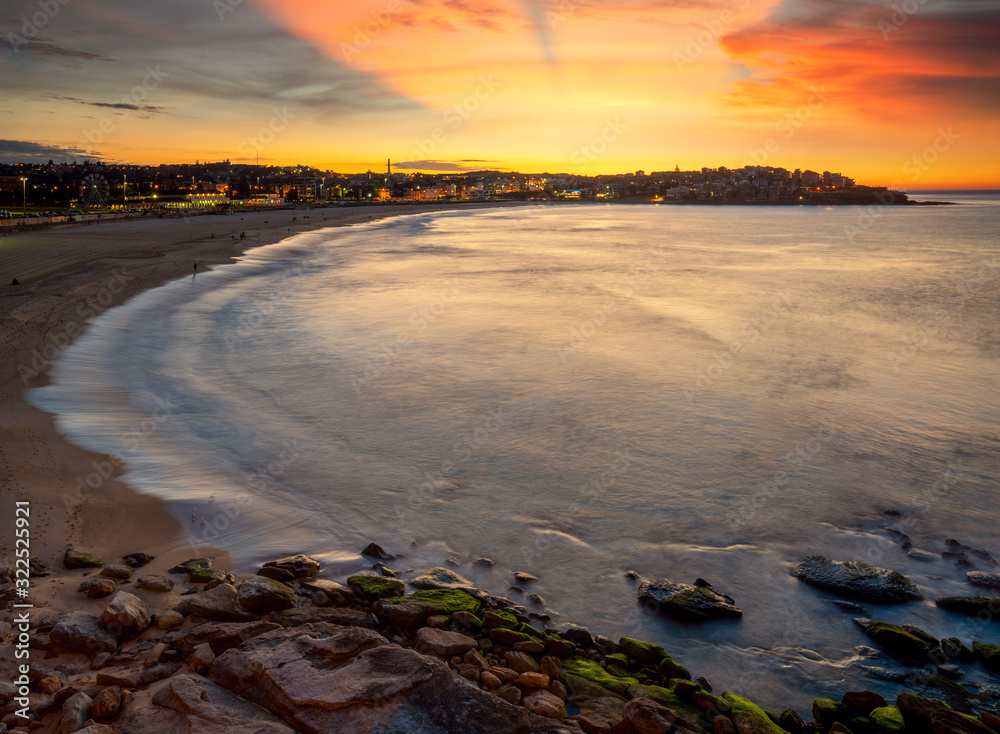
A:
[271, 606, 377, 628]
[544, 634, 576, 656]
[347, 575, 405, 601]
[484, 610, 519, 629]
[517, 622, 544, 640]
[658, 655, 691, 681]
[64, 549, 103, 569]
[562, 656, 638, 696]
[452, 610, 483, 632]
[941, 637, 976, 662]
[619, 636, 668, 665]
[973, 640, 1000, 670]
[191, 567, 228, 584]
[869, 706, 905, 734]
[935, 596, 1000, 616]
[778, 707, 805, 734]
[628, 683, 706, 722]
[605, 653, 631, 678]
[722, 692, 791, 734]
[403, 588, 481, 614]
[814, 698, 847, 729]
[830, 724, 853, 734]
[489, 627, 531, 646]
[853, 618, 931, 661]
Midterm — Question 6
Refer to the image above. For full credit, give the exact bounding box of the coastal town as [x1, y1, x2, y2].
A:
[0, 159, 914, 221]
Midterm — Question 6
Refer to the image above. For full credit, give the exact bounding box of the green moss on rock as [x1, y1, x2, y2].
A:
[853, 619, 931, 661]
[658, 655, 692, 681]
[562, 656, 638, 696]
[405, 588, 481, 614]
[64, 550, 103, 569]
[813, 698, 846, 729]
[722, 692, 791, 734]
[869, 706, 905, 734]
[346, 575, 404, 601]
[619, 636, 668, 665]
[973, 640, 1000, 670]
[484, 610, 518, 628]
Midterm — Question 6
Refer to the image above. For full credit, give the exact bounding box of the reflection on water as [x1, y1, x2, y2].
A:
[33, 198, 1000, 711]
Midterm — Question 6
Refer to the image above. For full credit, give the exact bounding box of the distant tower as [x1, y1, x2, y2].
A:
[387, 159, 391, 175]
[675, 164, 680, 173]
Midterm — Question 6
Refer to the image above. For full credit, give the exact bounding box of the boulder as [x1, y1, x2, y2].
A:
[935, 596, 1000, 617]
[174, 583, 260, 622]
[637, 579, 743, 621]
[523, 689, 567, 720]
[169, 621, 283, 656]
[853, 619, 932, 661]
[79, 578, 116, 599]
[61, 691, 92, 733]
[50, 612, 118, 655]
[64, 549, 103, 569]
[793, 556, 922, 602]
[374, 589, 480, 628]
[346, 574, 404, 601]
[897, 692, 952, 731]
[260, 554, 321, 579]
[121, 552, 154, 568]
[116, 673, 295, 733]
[257, 566, 295, 582]
[869, 706, 905, 734]
[410, 566, 475, 590]
[930, 710, 992, 734]
[99, 565, 133, 580]
[415, 627, 477, 657]
[237, 576, 298, 612]
[621, 697, 677, 734]
[136, 575, 174, 592]
[189, 642, 216, 673]
[721, 692, 788, 734]
[207, 622, 570, 733]
[269, 607, 377, 629]
[90, 686, 121, 720]
[169, 557, 215, 575]
[156, 611, 185, 630]
[972, 641, 1000, 670]
[100, 591, 151, 635]
[967, 572, 1000, 590]
[360, 542, 395, 560]
[842, 690, 888, 715]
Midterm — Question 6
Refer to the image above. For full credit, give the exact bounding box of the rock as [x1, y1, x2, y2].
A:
[622, 697, 677, 734]
[169, 557, 215, 574]
[618, 637, 669, 666]
[156, 611, 185, 630]
[515, 572, 539, 583]
[481, 671, 503, 689]
[869, 706, 905, 734]
[941, 637, 976, 662]
[135, 575, 174, 592]
[552, 680, 568, 702]
[546, 635, 577, 657]
[260, 554, 321, 579]
[237, 576, 298, 612]
[121, 552, 154, 568]
[907, 549, 938, 562]
[100, 591, 151, 636]
[524, 689, 567, 720]
[169, 620, 283, 656]
[506, 650, 542, 674]
[410, 566, 475, 590]
[64, 549, 103, 570]
[792, 556, 922, 602]
[497, 685, 523, 705]
[853, 619, 932, 661]
[897, 691, 952, 731]
[300, 578, 352, 596]
[90, 686, 121, 720]
[50, 612, 118, 655]
[61, 691, 92, 733]
[74, 725, 116, 734]
[637, 579, 743, 622]
[968, 572, 1000, 589]
[492, 627, 531, 645]
[842, 690, 888, 715]
[541, 655, 562, 680]
[563, 627, 594, 646]
[722, 692, 788, 734]
[37, 676, 62, 694]
[208, 622, 564, 733]
[519, 672, 552, 689]
[491, 667, 519, 683]
[456, 663, 480, 682]
[375, 562, 397, 577]
[714, 717, 738, 734]
[138, 661, 183, 686]
[374, 589, 480, 628]
[174, 583, 259, 622]
[79, 578, 116, 599]
[92, 652, 111, 669]
[99, 565, 133, 580]
[256, 566, 295, 582]
[269, 607, 377, 629]
[777, 707, 804, 734]
[973, 641, 1000, 670]
[474, 558, 495, 567]
[486, 610, 519, 628]
[832, 600, 870, 615]
[346, 574, 404, 601]
[415, 627, 477, 657]
[189, 642, 216, 673]
[360, 542, 395, 560]
[935, 596, 1000, 616]
[979, 710, 1000, 731]
[528, 593, 547, 606]
[454, 610, 484, 632]
[931, 710, 993, 734]
[115, 673, 295, 732]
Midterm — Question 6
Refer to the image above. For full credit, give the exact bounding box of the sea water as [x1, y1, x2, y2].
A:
[32, 195, 1000, 711]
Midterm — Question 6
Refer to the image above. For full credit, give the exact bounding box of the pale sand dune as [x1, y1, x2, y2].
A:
[0, 202, 521, 579]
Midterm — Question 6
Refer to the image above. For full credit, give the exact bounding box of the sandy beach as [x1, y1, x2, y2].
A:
[0, 202, 521, 577]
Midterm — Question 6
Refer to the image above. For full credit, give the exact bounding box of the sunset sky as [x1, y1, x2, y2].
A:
[2, 0, 998, 186]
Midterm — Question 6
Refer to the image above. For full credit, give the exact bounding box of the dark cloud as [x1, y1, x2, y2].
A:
[0, 139, 98, 163]
[393, 160, 492, 171]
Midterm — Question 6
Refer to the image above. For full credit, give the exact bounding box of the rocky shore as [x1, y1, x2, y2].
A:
[2, 541, 998, 734]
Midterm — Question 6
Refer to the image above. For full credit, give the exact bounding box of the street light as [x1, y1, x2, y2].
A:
[20, 177, 27, 215]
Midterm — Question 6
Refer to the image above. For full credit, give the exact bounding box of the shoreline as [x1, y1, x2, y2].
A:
[0, 201, 525, 578]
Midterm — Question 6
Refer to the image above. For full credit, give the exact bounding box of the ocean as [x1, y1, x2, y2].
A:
[31, 193, 1000, 711]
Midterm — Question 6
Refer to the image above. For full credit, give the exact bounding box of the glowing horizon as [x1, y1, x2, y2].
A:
[1, 0, 998, 188]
